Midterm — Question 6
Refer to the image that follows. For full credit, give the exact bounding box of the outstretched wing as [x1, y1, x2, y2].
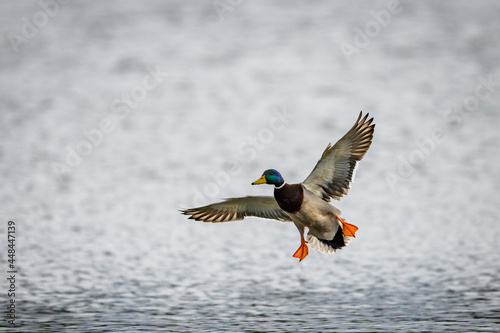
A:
[302, 111, 375, 202]
[181, 196, 292, 223]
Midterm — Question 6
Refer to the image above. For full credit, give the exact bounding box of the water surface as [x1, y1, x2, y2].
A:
[1, 1, 499, 332]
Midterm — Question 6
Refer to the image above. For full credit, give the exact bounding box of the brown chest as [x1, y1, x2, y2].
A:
[274, 184, 304, 213]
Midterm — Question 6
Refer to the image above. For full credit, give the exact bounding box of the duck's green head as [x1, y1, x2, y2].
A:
[252, 169, 285, 187]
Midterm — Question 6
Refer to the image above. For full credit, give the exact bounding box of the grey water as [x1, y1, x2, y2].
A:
[1, 1, 499, 332]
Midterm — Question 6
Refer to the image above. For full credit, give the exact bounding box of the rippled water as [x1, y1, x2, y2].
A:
[1, 1, 499, 332]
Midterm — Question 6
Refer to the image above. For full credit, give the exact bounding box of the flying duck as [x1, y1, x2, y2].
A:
[181, 112, 375, 261]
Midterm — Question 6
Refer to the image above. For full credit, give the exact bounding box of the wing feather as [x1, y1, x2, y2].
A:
[181, 196, 292, 223]
[302, 111, 375, 201]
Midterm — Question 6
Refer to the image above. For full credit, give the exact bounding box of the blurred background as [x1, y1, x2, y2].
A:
[1, 1, 499, 331]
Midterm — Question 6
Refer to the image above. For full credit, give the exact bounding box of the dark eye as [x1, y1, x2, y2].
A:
[270, 172, 274, 175]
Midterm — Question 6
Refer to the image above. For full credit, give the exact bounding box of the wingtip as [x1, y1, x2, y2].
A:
[363, 111, 376, 126]
[358, 110, 375, 124]
[358, 111, 369, 123]
[180, 208, 198, 219]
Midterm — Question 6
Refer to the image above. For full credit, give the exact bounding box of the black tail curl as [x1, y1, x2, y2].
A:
[317, 226, 346, 250]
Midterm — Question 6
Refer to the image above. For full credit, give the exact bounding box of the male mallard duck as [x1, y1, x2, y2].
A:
[181, 112, 375, 261]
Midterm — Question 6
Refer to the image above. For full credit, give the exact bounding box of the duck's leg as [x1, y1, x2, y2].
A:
[292, 226, 309, 261]
[335, 215, 358, 237]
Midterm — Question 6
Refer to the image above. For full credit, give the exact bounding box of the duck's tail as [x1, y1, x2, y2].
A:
[307, 223, 354, 254]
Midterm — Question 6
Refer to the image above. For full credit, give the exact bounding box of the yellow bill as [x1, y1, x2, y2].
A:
[252, 175, 267, 185]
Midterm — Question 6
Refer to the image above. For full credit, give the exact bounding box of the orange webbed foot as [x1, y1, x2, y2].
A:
[335, 215, 358, 237]
[293, 243, 309, 261]
[293, 236, 309, 261]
